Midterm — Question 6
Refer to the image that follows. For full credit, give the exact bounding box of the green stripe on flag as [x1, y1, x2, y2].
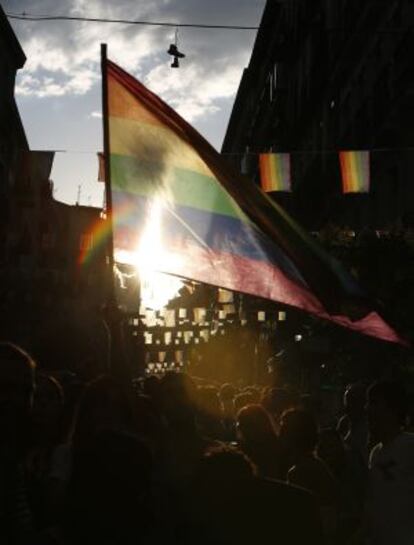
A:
[110, 153, 246, 220]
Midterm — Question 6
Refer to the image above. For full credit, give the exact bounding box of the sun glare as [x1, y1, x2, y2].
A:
[114, 196, 183, 310]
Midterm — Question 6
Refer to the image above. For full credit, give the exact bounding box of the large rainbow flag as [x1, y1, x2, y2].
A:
[105, 58, 401, 344]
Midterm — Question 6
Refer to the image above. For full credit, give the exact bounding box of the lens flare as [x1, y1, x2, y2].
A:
[114, 196, 183, 310]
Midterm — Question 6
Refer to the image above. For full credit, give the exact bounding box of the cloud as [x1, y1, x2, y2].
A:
[89, 110, 102, 118]
[6, 0, 265, 121]
[145, 60, 243, 122]
[9, 0, 163, 98]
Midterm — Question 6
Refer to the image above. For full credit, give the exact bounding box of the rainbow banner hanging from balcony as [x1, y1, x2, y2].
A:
[259, 153, 292, 192]
[339, 151, 370, 193]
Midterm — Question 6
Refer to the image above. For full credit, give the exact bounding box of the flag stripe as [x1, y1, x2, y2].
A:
[109, 116, 214, 179]
[116, 240, 321, 310]
[110, 153, 245, 219]
[114, 237, 401, 344]
[112, 189, 307, 283]
[108, 76, 162, 127]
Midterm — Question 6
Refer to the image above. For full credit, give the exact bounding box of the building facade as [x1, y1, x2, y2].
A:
[0, 149, 108, 369]
[222, 0, 414, 231]
[0, 5, 28, 260]
[0, 8, 109, 369]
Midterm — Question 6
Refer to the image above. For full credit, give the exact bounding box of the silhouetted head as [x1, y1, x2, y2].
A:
[317, 428, 346, 474]
[131, 394, 165, 456]
[234, 392, 256, 414]
[158, 373, 199, 434]
[0, 342, 36, 451]
[142, 375, 160, 401]
[336, 414, 350, 438]
[31, 373, 64, 444]
[344, 383, 366, 423]
[0, 342, 36, 410]
[219, 383, 237, 404]
[366, 380, 408, 443]
[242, 387, 261, 404]
[71, 375, 133, 449]
[194, 445, 254, 492]
[197, 386, 221, 418]
[237, 404, 276, 443]
[261, 387, 296, 427]
[279, 408, 318, 457]
[160, 372, 196, 411]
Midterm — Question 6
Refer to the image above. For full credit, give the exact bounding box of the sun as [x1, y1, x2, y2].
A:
[114, 196, 183, 311]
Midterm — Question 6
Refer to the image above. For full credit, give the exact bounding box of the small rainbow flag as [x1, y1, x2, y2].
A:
[259, 153, 291, 192]
[339, 151, 370, 193]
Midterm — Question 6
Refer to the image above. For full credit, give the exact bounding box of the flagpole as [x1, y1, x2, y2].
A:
[100, 43, 131, 383]
[101, 43, 115, 285]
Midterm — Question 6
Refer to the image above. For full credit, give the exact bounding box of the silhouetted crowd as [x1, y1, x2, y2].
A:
[1, 341, 414, 544]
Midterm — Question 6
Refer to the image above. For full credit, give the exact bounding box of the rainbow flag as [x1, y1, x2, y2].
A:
[340, 151, 370, 193]
[104, 59, 402, 344]
[259, 153, 291, 192]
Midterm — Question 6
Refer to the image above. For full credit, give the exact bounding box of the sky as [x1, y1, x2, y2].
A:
[4, 0, 265, 206]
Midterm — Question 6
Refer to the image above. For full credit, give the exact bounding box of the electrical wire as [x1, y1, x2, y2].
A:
[6, 12, 411, 34]
[6, 12, 259, 30]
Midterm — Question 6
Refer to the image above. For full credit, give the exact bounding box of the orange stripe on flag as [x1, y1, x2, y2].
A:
[108, 76, 162, 126]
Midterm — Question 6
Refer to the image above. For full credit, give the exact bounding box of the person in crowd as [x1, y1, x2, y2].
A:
[62, 429, 156, 545]
[317, 429, 347, 479]
[185, 445, 323, 545]
[236, 404, 281, 479]
[142, 374, 161, 402]
[279, 408, 338, 539]
[299, 393, 319, 418]
[71, 375, 135, 450]
[261, 387, 296, 433]
[336, 413, 350, 438]
[219, 383, 237, 440]
[131, 392, 182, 541]
[158, 371, 197, 416]
[317, 428, 366, 542]
[365, 380, 414, 545]
[0, 342, 37, 544]
[242, 386, 261, 404]
[26, 373, 65, 530]
[47, 375, 136, 513]
[183, 446, 255, 545]
[159, 373, 220, 487]
[233, 391, 256, 415]
[132, 392, 167, 461]
[340, 382, 369, 464]
[195, 385, 225, 439]
[406, 392, 414, 432]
